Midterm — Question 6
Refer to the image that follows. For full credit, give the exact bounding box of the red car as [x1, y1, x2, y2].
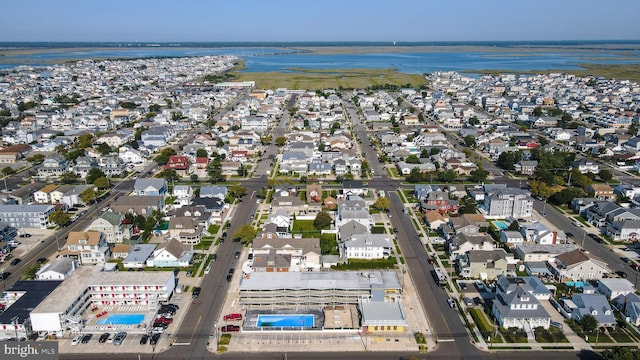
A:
[155, 317, 173, 324]
[223, 313, 243, 321]
[221, 325, 240, 332]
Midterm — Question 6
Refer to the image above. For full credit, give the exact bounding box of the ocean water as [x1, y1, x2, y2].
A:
[1, 41, 638, 73]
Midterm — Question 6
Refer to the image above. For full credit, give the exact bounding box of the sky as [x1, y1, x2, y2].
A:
[1, 0, 639, 42]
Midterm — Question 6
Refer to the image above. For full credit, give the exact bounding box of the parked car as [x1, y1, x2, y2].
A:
[150, 333, 161, 345]
[36, 258, 47, 264]
[151, 327, 165, 334]
[192, 287, 201, 299]
[473, 297, 483, 306]
[140, 334, 149, 345]
[226, 274, 232, 282]
[113, 332, 127, 346]
[221, 325, 240, 332]
[107, 333, 115, 343]
[204, 265, 211, 275]
[234, 251, 240, 259]
[550, 321, 563, 329]
[71, 334, 83, 346]
[81, 334, 93, 343]
[447, 298, 456, 308]
[211, 254, 217, 262]
[0, 272, 11, 280]
[10, 258, 21, 266]
[99, 333, 110, 343]
[463, 297, 473, 306]
[223, 313, 243, 321]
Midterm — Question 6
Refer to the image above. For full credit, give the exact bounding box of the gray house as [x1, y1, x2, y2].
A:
[134, 178, 168, 197]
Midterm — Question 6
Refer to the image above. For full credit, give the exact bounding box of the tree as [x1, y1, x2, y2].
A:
[507, 221, 520, 231]
[373, 196, 391, 211]
[190, 174, 199, 183]
[463, 135, 476, 148]
[601, 347, 639, 360]
[496, 151, 522, 170]
[26, 154, 45, 164]
[549, 187, 586, 206]
[49, 210, 71, 227]
[157, 169, 179, 183]
[469, 166, 489, 182]
[93, 176, 110, 190]
[154, 147, 177, 166]
[60, 171, 78, 184]
[599, 169, 613, 181]
[320, 233, 339, 255]
[80, 187, 97, 204]
[438, 169, 457, 183]
[405, 154, 420, 164]
[195, 148, 208, 158]
[233, 223, 257, 245]
[229, 184, 247, 199]
[580, 314, 598, 332]
[86, 167, 106, 185]
[1, 166, 15, 176]
[96, 142, 113, 156]
[313, 211, 333, 230]
[275, 136, 287, 146]
[533, 106, 543, 117]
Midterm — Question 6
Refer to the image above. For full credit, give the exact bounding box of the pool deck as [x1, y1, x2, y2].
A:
[82, 305, 155, 334]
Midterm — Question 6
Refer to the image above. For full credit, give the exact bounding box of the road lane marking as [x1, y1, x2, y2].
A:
[190, 316, 202, 341]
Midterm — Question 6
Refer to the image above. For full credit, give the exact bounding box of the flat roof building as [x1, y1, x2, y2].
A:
[239, 271, 400, 307]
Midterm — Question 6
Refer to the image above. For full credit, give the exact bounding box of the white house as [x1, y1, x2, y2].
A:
[35, 258, 79, 280]
[597, 278, 636, 300]
[341, 233, 392, 260]
[491, 275, 552, 331]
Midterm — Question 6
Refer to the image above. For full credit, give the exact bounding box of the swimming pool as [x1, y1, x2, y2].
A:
[493, 221, 510, 230]
[256, 314, 314, 328]
[565, 281, 587, 288]
[96, 313, 145, 325]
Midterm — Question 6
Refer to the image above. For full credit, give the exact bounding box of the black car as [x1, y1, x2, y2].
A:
[98, 333, 110, 343]
[0, 272, 10, 280]
[473, 297, 483, 305]
[226, 274, 232, 282]
[10, 258, 21, 266]
[234, 251, 240, 259]
[81, 334, 93, 343]
[140, 334, 149, 344]
[228, 268, 235, 274]
[192, 287, 201, 299]
[616, 271, 628, 278]
[149, 333, 161, 345]
[211, 254, 217, 262]
[36, 258, 47, 265]
[222, 232, 227, 238]
[152, 322, 168, 329]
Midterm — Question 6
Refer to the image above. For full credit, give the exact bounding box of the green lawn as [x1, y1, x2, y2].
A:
[292, 219, 321, 238]
[608, 328, 635, 343]
[534, 327, 569, 343]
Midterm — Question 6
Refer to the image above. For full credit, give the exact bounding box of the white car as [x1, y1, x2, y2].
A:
[71, 334, 83, 346]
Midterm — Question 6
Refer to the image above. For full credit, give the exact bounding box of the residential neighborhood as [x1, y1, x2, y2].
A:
[0, 52, 639, 359]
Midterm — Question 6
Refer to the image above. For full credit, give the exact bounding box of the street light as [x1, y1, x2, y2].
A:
[12, 316, 19, 340]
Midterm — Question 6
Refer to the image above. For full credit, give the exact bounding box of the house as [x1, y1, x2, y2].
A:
[597, 278, 636, 300]
[360, 300, 408, 334]
[164, 155, 191, 177]
[175, 205, 214, 228]
[613, 292, 640, 326]
[520, 222, 558, 245]
[491, 275, 552, 330]
[424, 210, 448, 231]
[423, 191, 460, 214]
[306, 184, 322, 203]
[251, 237, 321, 272]
[514, 160, 538, 176]
[34, 184, 59, 204]
[550, 249, 611, 281]
[279, 151, 308, 175]
[335, 196, 372, 229]
[110, 196, 164, 217]
[459, 249, 510, 280]
[146, 238, 194, 268]
[252, 250, 291, 272]
[122, 244, 157, 268]
[586, 184, 615, 201]
[60, 231, 110, 265]
[35, 258, 79, 280]
[341, 233, 392, 260]
[448, 233, 495, 260]
[168, 216, 203, 245]
[342, 180, 368, 197]
[499, 230, 525, 247]
[191, 197, 226, 222]
[604, 219, 640, 242]
[514, 243, 578, 263]
[573, 158, 600, 174]
[61, 185, 90, 207]
[569, 293, 616, 327]
[88, 211, 129, 244]
[7, 182, 45, 205]
[172, 185, 194, 207]
[37, 154, 68, 180]
[199, 185, 227, 200]
[134, 178, 168, 198]
[111, 244, 131, 259]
